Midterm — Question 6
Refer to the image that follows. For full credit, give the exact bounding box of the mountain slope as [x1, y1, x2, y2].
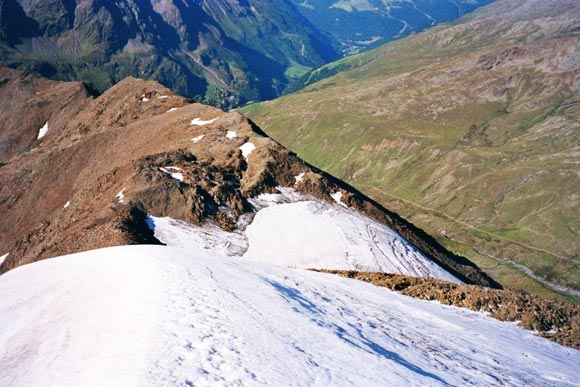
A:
[0, 69, 497, 287]
[1, 244, 579, 386]
[0, 0, 339, 108]
[0, 0, 493, 107]
[288, 0, 494, 54]
[242, 0, 580, 302]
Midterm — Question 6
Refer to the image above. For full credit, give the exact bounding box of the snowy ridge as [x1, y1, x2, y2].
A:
[0, 245, 578, 386]
[148, 188, 457, 282]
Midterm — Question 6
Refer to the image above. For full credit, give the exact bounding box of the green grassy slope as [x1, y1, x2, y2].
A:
[242, 0, 580, 302]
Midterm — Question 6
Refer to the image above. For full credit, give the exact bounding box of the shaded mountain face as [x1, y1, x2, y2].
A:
[242, 0, 580, 302]
[0, 0, 340, 108]
[0, 68, 498, 288]
[0, 0, 493, 108]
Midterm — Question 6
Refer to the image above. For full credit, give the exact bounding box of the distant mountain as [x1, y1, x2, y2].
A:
[0, 0, 493, 108]
[242, 0, 580, 302]
[288, 0, 494, 54]
[0, 0, 339, 108]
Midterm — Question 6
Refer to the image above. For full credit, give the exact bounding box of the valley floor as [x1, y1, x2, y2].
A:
[1, 245, 579, 386]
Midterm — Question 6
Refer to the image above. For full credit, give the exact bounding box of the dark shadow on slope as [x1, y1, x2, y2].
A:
[266, 279, 325, 315]
[1, 0, 39, 45]
[266, 278, 450, 384]
[333, 322, 451, 385]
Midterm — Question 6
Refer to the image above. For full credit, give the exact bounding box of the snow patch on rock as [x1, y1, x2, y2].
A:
[294, 172, 305, 184]
[191, 117, 217, 126]
[331, 191, 347, 207]
[0, 253, 8, 266]
[116, 188, 126, 203]
[191, 135, 204, 143]
[64, 201, 70, 209]
[159, 167, 184, 182]
[167, 108, 179, 113]
[37, 122, 48, 139]
[226, 130, 237, 139]
[239, 142, 255, 159]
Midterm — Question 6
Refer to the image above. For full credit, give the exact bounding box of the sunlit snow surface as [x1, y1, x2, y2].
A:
[0, 245, 578, 386]
[148, 188, 458, 281]
[37, 122, 48, 139]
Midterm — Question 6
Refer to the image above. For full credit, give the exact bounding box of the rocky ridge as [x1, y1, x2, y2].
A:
[0, 68, 497, 288]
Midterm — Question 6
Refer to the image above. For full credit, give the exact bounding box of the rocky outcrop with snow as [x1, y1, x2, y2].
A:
[0, 72, 496, 287]
[148, 188, 459, 282]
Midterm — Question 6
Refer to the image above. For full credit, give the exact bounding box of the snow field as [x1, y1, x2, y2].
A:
[149, 188, 458, 282]
[1, 245, 578, 386]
